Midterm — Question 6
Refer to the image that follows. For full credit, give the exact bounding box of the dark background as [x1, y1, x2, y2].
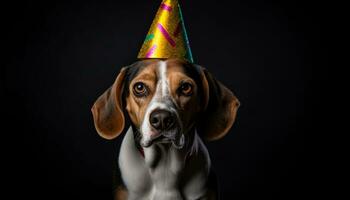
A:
[2, 0, 329, 199]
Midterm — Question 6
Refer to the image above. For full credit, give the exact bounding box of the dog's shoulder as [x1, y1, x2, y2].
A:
[112, 137, 128, 200]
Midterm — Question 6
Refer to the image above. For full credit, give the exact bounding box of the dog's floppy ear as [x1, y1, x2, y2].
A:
[198, 68, 240, 141]
[91, 67, 127, 140]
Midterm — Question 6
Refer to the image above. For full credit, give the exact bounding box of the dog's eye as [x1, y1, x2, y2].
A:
[179, 82, 193, 96]
[133, 82, 148, 97]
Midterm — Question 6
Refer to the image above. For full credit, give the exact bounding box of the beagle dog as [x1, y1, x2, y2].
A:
[91, 58, 240, 200]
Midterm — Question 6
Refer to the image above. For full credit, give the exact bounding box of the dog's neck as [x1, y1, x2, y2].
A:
[119, 127, 211, 199]
[133, 127, 199, 196]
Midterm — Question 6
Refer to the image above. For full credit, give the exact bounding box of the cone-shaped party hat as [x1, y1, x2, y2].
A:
[138, 0, 194, 63]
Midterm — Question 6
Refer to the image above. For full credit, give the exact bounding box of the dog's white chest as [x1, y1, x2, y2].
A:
[119, 128, 210, 200]
[144, 144, 185, 200]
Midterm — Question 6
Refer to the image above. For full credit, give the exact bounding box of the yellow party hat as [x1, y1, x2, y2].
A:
[137, 0, 194, 63]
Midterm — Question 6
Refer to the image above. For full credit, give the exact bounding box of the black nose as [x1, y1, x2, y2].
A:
[150, 110, 175, 131]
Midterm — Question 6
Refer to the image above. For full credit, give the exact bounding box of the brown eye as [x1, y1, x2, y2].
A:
[133, 82, 147, 97]
[179, 82, 193, 96]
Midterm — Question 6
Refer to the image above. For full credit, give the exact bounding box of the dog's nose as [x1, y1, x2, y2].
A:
[150, 110, 175, 131]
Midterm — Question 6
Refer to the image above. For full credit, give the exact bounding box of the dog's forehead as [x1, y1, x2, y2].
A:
[133, 61, 158, 81]
[127, 60, 157, 80]
[166, 59, 202, 83]
[130, 59, 194, 81]
[165, 59, 188, 74]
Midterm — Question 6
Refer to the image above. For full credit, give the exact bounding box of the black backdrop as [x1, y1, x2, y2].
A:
[2, 0, 329, 199]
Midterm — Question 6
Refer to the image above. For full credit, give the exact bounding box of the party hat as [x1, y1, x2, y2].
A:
[137, 0, 194, 63]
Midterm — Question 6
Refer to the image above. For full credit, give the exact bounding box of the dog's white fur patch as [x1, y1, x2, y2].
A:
[119, 127, 211, 200]
[159, 61, 169, 97]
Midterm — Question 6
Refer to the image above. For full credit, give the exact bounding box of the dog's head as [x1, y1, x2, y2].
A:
[91, 59, 240, 148]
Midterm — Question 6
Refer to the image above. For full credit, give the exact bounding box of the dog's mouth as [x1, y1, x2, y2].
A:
[140, 132, 185, 149]
[152, 135, 171, 143]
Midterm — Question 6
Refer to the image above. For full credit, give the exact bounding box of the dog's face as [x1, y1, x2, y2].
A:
[125, 59, 206, 148]
[92, 59, 240, 148]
